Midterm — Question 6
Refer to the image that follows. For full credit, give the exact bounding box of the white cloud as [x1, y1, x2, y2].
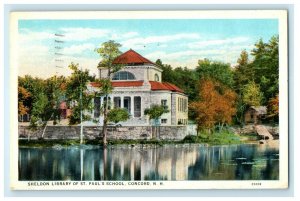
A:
[187, 37, 249, 49]
[19, 28, 54, 43]
[122, 31, 139, 38]
[62, 43, 95, 55]
[121, 33, 200, 49]
[59, 27, 110, 41]
[145, 43, 253, 69]
[59, 28, 140, 42]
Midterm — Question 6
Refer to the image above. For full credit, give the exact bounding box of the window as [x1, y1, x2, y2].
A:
[94, 97, 101, 118]
[181, 98, 183, 112]
[112, 71, 135, 80]
[114, 97, 121, 108]
[179, 98, 182, 112]
[154, 74, 159, 81]
[161, 119, 167, 124]
[123, 97, 131, 113]
[178, 119, 182, 125]
[134, 97, 141, 117]
[184, 99, 187, 112]
[161, 99, 168, 110]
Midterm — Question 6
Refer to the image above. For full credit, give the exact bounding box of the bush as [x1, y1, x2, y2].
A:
[182, 135, 198, 143]
[182, 130, 242, 145]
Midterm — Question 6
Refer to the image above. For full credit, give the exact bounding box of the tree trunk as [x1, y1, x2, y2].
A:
[220, 122, 224, 132]
[102, 94, 109, 147]
[101, 65, 111, 147]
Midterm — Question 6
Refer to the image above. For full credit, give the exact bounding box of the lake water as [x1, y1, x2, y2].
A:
[19, 143, 279, 181]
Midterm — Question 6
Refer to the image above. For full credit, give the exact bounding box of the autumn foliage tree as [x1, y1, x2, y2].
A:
[18, 86, 31, 117]
[267, 94, 279, 123]
[190, 79, 237, 134]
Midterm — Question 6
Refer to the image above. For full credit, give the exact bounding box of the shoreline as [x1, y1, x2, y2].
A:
[18, 138, 276, 148]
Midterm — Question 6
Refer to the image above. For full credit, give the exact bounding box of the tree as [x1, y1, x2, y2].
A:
[233, 50, 254, 94]
[95, 40, 122, 146]
[18, 75, 68, 126]
[196, 59, 234, 88]
[251, 36, 279, 104]
[242, 81, 263, 107]
[144, 104, 169, 121]
[66, 63, 93, 125]
[30, 93, 48, 127]
[267, 94, 279, 123]
[155, 59, 198, 119]
[190, 79, 237, 134]
[107, 108, 130, 124]
[44, 75, 67, 125]
[18, 86, 31, 117]
[233, 50, 254, 125]
[144, 104, 169, 139]
[18, 75, 45, 117]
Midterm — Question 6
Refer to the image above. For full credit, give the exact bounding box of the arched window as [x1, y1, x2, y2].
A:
[154, 73, 159, 81]
[112, 71, 135, 80]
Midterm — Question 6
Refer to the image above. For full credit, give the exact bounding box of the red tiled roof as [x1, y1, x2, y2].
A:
[149, 81, 184, 93]
[113, 49, 155, 65]
[90, 81, 144, 88]
[90, 81, 184, 93]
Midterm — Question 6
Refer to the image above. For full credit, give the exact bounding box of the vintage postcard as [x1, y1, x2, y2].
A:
[10, 10, 288, 190]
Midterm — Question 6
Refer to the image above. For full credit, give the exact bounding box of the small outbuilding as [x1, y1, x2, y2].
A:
[244, 106, 267, 124]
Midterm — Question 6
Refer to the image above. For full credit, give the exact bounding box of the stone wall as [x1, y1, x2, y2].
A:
[18, 125, 193, 141]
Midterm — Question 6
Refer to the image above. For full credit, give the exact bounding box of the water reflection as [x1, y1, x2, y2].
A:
[19, 143, 279, 181]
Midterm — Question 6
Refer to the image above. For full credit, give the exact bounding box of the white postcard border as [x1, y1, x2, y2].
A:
[9, 10, 288, 190]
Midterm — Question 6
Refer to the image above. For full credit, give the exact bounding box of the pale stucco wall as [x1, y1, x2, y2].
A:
[148, 67, 162, 82]
[174, 93, 188, 125]
[99, 65, 162, 82]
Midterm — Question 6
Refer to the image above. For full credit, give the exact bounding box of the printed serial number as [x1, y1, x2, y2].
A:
[251, 182, 262, 186]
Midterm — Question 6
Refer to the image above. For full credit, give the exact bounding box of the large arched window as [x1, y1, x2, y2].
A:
[112, 71, 135, 80]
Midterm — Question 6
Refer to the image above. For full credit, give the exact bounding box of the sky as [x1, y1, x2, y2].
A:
[18, 19, 278, 78]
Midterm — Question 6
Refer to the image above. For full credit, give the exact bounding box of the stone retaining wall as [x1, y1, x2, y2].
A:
[18, 125, 192, 141]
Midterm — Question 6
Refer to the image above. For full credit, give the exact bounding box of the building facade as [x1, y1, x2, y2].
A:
[88, 49, 188, 126]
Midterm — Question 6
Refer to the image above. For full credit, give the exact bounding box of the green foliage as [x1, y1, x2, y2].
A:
[18, 75, 45, 116]
[251, 36, 279, 104]
[19, 139, 81, 148]
[181, 135, 198, 143]
[233, 96, 247, 126]
[95, 78, 113, 97]
[155, 59, 198, 119]
[31, 93, 48, 118]
[66, 63, 94, 125]
[242, 81, 263, 106]
[144, 104, 169, 121]
[233, 50, 254, 94]
[19, 75, 68, 126]
[95, 40, 123, 73]
[182, 130, 241, 145]
[232, 36, 279, 124]
[107, 108, 130, 124]
[95, 40, 123, 145]
[196, 59, 234, 88]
